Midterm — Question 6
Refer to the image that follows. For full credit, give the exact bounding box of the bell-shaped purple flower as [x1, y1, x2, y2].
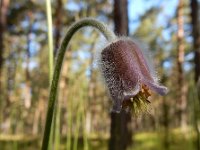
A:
[100, 38, 168, 113]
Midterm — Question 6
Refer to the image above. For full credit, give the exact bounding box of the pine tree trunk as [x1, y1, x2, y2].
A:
[191, 0, 200, 84]
[53, 1, 63, 148]
[177, 0, 187, 130]
[190, 0, 200, 149]
[109, 0, 132, 150]
[0, 0, 10, 133]
[0, 0, 9, 97]
[54, 0, 62, 56]
[24, 12, 33, 109]
[163, 97, 169, 150]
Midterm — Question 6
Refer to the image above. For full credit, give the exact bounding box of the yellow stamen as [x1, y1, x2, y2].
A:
[122, 84, 151, 114]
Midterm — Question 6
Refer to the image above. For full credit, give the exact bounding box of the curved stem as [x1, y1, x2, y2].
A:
[41, 18, 116, 150]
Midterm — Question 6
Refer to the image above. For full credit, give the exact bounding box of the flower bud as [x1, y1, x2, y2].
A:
[100, 38, 168, 114]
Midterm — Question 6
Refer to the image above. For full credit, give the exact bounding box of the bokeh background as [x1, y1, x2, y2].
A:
[0, 0, 200, 150]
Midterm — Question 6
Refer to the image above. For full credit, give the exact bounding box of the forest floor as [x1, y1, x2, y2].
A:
[0, 128, 197, 150]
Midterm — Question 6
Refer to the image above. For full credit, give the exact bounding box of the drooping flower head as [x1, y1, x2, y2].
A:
[100, 38, 168, 114]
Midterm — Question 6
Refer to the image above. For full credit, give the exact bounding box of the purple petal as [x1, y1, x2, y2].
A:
[143, 79, 168, 95]
[123, 82, 140, 100]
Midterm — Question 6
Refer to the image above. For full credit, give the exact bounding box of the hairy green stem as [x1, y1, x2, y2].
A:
[41, 18, 116, 150]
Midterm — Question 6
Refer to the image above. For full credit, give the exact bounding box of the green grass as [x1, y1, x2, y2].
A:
[0, 129, 197, 150]
[131, 128, 195, 150]
[0, 134, 39, 150]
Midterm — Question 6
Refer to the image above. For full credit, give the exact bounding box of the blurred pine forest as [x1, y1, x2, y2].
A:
[0, 0, 200, 150]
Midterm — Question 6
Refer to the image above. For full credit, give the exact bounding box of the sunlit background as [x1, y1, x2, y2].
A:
[0, 0, 200, 150]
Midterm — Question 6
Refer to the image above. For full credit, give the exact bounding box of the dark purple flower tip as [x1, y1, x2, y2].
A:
[100, 38, 168, 113]
[143, 79, 168, 96]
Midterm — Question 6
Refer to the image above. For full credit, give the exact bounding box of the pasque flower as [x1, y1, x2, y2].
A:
[100, 38, 168, 114]
[42, 18, 168, 149]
